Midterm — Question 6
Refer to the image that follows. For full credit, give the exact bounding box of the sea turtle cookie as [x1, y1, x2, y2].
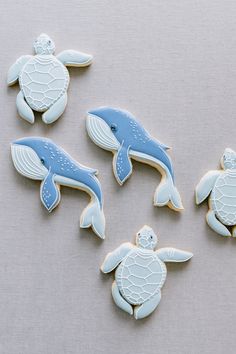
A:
[11, 137, 105, 239]
[7, 33, 93, 124]
[101, 225, 193, 319]
[86, 107, 183, 211]
[196, 148, 236, 237]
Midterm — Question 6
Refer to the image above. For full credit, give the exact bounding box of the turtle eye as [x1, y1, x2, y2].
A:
[138, 233, 140, 236]
[40, 158, 45, 165]
[150, 235, 153, 239]
[48, 40, 51, 44]
[110, 124, 117, 132]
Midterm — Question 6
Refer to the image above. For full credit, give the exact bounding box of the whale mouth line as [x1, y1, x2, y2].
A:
[11, 144, 48, 180]
[86, 114, 120, 151]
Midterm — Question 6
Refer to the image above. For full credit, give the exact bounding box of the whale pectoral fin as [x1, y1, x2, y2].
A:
[113, 144, 132, 185]
[40, 172, 61, 212]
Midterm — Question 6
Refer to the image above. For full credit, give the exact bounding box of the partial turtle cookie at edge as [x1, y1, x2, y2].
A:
[7, 33, 93, 124]
[196, 148, 236, 237]
[86, 106, 184, 211]
[101, 225, 193, 319]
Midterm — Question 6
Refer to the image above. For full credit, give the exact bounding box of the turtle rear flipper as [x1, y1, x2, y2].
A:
[206, 210, 231, 237]
[16, 91, 34, 124]
[134, 291, 161, 320]
[42, 93, 67, 124]
[112, 281, 133, 315]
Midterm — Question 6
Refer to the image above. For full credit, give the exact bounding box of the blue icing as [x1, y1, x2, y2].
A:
[88, 107, 174, 182]
[14, 137, 103, 207]
[115, 143, 132, 184]
[41, 170, 60, 211]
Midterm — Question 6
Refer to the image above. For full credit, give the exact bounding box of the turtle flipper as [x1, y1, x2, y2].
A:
[206, 210, 231, 237]
[16, 91, 34, 124]
[134, 291, 161, 319]
[57, 50, 93, 67]
[101, 243, 134, 273]
[112, 281, 133, 315]
[7, 55, 32, 85]
[42, 93, 67, 124]
[156, 248, 193, 262]
[196, 171, 222, 204]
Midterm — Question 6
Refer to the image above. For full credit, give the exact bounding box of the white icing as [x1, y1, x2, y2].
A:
[55, 175, 105, 239]
[11, 144, 48, 180]
[57, 50, 93, 67]
[8, 34, 93, 124]
[130, 150, 183, 210]
[101, 225, 193, 319]
[196, 149, 236, 236]
[86, 114, 120, 151]
[11, 143, 105, 239]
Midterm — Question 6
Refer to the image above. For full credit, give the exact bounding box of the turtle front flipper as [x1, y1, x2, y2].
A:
[7, 55, 32, 86]
[112, 281, 133, 315]
[101, 243, 134, 273]
[42, 93, 67, 124]
[134, 291, 161, 320]
[57, 50, 93, 67]
[16, 91, 35, 124]
[196, 170, 222, 204]
[206, 210, 231, 237]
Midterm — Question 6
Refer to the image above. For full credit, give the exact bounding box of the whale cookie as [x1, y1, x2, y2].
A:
[11, 137, 105, 239]
[7, 33, 93, 124]
[196, 148, 236, 237]
[86, 107, 183, 211]
[101, 225, 193, 319]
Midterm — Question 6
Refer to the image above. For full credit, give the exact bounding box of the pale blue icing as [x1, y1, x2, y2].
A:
[13, 137, 103, 210]
[87, 107, 184, 211]
[101, 225, 193, 319]
[7, 33, 93, 125]
[88, 107, 174, 183]
[196, 148, 236, 237]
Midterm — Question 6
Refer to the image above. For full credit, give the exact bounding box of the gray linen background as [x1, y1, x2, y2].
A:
[0, 1, 236, 353]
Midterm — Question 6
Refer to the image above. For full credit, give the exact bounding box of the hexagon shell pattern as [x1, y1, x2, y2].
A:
[211, 171, 236, 225]
[116, 249, 166, 305]
[19, 55, 69, 112]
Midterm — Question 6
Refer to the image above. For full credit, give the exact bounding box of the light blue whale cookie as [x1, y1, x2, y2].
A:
[86, 107, 183, 211]
[101, 225, 193, 319]
[11, 137, 105, 239]
[7, 33, 93, 124]
[196, 148, 236, 237]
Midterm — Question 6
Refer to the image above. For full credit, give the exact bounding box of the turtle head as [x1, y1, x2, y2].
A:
[34, 33, 55, 55]
[221, 148, 236, 170]
[136, 225, 157, 250]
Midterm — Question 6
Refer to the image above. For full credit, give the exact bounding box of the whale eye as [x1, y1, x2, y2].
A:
[40, 158, 45, 165]
[110, 124, 117, 132]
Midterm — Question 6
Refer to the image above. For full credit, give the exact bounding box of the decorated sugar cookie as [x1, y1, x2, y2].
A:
[11, 137, 105, 239]
[101, 225, 193, 319]
[7, 33, 93, 124]
[86, 107, 183, 211]
[196, 148, 236, 237]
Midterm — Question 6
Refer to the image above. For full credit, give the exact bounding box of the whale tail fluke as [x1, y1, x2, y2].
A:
[80, 199, 106, 239]
[154, 178, 184, 211]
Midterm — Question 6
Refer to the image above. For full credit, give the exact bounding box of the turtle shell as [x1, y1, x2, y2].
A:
[19, 55, 69, 112]
[210, 170, 236, 225]
[116, 248, 166, 305]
